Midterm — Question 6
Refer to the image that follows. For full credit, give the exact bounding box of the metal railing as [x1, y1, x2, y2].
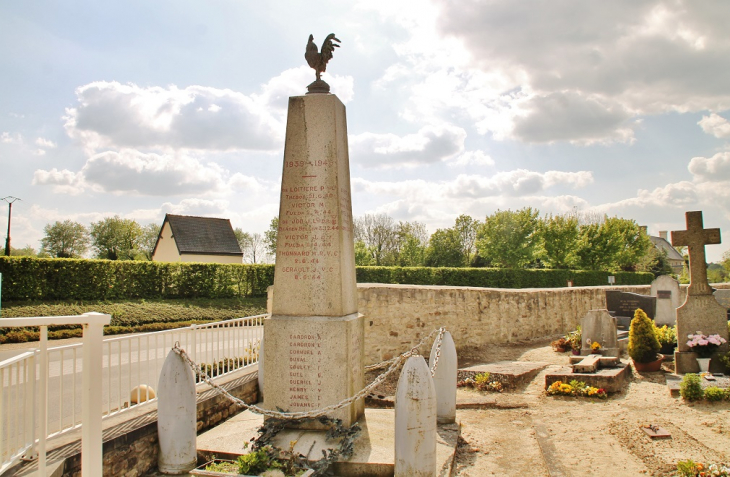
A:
[0, 313, 264, 476]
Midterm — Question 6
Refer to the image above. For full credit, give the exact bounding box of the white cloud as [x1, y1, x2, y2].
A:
[32, 168, 84, 195]
[35, 137, 57, 148]
[253, 66, 354, 112]
[64, 81, 285, 152]
[698, 113, 730, 138]
[160, 198, 229, 216]
[1, 132, 23, 144]
[350, 124, 466, 167]
[688, 152, 730, 181]
[449, 150, 495, 167]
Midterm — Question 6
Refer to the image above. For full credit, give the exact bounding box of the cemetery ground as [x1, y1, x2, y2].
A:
[368, 338, 730, 477]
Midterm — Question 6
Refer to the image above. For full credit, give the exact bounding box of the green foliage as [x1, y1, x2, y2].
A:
[653, 324, 677, 352]
[575, 219, 621, 270]
[628, 308, 661, 363]
[355, 265, 653, 288]
[138, 223, 161, 260]
[703, 386, 727, 402]
[566, 326, 582, 352]
[476, 208, 540, 268]
[611, 217, 652, 271]
[677, 459, 701, 477]
[0, 256, 274, 301]
[537, 213, 579, 269]
[679, 373, 704, 401]
[40, 220, 89, 258]
[354, 240, 375, 266]
[237, 446, 283, 475]
[90, 216, 143, 260]
[637, 247, 675, 278]
[264, 216, 279, 257]
[425, 228, 464, 267]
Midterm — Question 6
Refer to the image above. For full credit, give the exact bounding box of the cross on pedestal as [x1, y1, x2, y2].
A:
[671, 211, 721, 297]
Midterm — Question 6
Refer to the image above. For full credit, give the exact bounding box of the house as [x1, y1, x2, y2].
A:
[151, 214, 243, 264]
[649, 231, 685, 275]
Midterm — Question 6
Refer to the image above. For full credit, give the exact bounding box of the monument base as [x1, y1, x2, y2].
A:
[263, 313, 364, 429]
[675, 294, 729, 374]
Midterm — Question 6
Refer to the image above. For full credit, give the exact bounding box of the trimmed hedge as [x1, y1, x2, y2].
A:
[0, 257, 653, 302]
[355, 266, 654, 288]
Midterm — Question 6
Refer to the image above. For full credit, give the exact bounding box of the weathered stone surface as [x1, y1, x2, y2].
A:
[459, 361, 550, 389]
[430, 330, 456, 424]
[572, 354, 601, 373]
[545, 362, 631, 393]
[651, 275, 681, 326]
[263, 313, 364, 428]
[395, 356, 437, 477]
[580, 309, 619, 357]
[715, 289, 730, 312]
[569, 355, 620, 367]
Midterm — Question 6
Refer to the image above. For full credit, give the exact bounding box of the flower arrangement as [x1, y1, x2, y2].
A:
[567, 326, 582, 353]
[457, 372, 504, 392]
[546, 380, 607, 399]
[677, 459, 730, 477]
[687, 332, 727, 358]
[590, 340, 602, 352]
[551, 337, 571, 352]
[653, 324, 677, 354]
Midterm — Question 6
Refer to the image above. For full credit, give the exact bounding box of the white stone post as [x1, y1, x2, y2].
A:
[395, 356, 437, 477]
[430, 331, 456, 424]
[257, 335, 264, 401]
[81, 312, 111, 477]
[157, 349, 197, 474]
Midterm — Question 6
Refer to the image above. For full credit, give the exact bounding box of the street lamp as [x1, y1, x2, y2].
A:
[1, 196, 21, 256]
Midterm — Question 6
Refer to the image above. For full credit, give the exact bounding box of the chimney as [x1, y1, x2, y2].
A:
[639, 225, 648, 234]
[659, 231, 668, 240]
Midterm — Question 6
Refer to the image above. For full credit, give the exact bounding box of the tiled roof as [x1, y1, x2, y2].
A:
[164, 214, 243, 256]
[649, 236, 684, 261]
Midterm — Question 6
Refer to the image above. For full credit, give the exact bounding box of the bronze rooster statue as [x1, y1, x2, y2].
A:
[305, 33, 340, 93]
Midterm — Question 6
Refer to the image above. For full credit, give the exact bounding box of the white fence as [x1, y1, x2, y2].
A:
[0, 314, 264, 476]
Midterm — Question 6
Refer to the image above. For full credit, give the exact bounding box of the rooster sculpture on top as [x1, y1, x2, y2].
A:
[305, 33, 341, 93]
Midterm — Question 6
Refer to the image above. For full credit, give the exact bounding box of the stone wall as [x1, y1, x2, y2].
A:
[357, 284, 657, 364]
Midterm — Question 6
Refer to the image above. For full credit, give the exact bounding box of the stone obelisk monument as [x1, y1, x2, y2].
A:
[671, 211, 729, 374]
[263, 33, 364, 428]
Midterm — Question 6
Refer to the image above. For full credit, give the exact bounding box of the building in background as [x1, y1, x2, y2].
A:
[649, 231, 685, 275]
[151, 214, 243, 264]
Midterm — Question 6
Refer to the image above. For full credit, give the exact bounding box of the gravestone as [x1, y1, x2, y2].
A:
[580, 309, 619, 357]
[671, 211, 729, 374]
[263, 92, 364, 428]
[605, 290, 656, 330]
[650, 275, 681, 326]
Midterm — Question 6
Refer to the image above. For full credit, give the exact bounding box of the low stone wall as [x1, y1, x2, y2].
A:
[357, 284, 657, 364]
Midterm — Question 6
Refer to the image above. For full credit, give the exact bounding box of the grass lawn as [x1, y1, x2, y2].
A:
[0, 296, 268, 344]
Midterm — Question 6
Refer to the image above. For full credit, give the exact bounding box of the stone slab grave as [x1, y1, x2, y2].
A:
[671, 211, 729, 374]
[545, 309, 630, 393]
[651, 275, 681, 326]
[459, 361, 550, 389]
[605, 290, 656, 330]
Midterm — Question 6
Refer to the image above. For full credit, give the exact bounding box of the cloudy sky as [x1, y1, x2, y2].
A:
[1, 0, 730, 262]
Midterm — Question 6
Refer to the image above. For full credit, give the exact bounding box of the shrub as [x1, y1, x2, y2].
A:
[703, 386, 726, 402]
[679, 373, 703, 401]
[628, 308, 661, 363]
[653, 324, 677, 354]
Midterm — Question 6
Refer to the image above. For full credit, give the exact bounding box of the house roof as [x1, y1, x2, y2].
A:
[649, 235, 685, 261]
[155, 214, 243, 256]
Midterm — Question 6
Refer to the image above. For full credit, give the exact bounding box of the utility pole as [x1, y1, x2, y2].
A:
[2, 196, 21, 256]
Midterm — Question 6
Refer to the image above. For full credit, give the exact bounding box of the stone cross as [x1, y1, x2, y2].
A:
[671, 211, 721, 296]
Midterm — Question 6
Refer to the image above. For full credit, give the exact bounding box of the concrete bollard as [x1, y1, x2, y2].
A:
[257, 336, 264, 401]
[157, 349, 197, 474]
[130, 384, 156, 405]
[394, 355, 437, 477]
[430, 331, 457, 424]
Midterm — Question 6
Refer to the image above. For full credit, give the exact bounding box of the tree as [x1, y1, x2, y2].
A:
[425, 228, 464, 267]
[574, 219, 621, 270]
[354, 214, 398, 266]
[536, 213, 578, 269]
[234, 228, 252, 253]
[354, 240, 375, 266]
[137, 223, 161, 260]
[40, 220, 89, 258]
[0, 245, 39, 257]
[264, 217, 279, 257]
[393, 221, 427, 266]
[610, 217, 652, 271]
[476, 208, 540, 268]
[638, 247, 674, 278]
[89, 216, 143, 260]
[453, 214, 480, 266]
[241, 232, 268, 264]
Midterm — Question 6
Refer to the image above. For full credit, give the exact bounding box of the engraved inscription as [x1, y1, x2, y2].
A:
[287, 333, 323, 409]
[657, 290, 672, 299]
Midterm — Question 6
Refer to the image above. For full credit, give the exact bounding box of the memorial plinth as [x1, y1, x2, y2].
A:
[264, 93, 364, 428]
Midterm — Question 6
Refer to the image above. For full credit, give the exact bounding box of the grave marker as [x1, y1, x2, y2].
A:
[650, 275, 680, 326]
[580, 309, 619, 357]
[671, 211, 728, 374]
[605, 290, 656, 329]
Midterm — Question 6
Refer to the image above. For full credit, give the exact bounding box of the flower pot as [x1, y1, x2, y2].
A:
[633, 355, 664, 372]
[696, 357, 711, 373]
[571, 349, 580, 356]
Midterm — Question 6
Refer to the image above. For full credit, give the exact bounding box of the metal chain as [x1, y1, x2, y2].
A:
[429, 327, 445, 377]
[172, 327, 445, 421]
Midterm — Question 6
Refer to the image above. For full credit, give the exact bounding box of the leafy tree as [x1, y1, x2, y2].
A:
[453, 214, 480, 266]
[574, 217, 622, 270]
[707, 263, 728, 284]
[40, 220, 89, 258]
[536, 213, 578, 269]
[234, 228, 252, 253]
[242, 232, 268, 264]
[610, 217, 652, 271]
[264, 216, 279, 257]
[425, 228, 464, 267]
[393, 221, 427, 266]
[137, 223, 161, 260]
[638, 247, 675, 278]
[476, 208, 540, 268]
[89, 216, 143, 260]
[0, 245, 39, 257]
[354, 240, 375, 266]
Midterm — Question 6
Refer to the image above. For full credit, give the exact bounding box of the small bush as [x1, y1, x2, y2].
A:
[653, 324, 677, 354]
[703, 386, 726, 402]
[679, 373, 704, 401]
[628, 308, 661, 363]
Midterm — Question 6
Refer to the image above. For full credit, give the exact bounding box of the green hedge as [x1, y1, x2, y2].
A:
[0, 257, 653, 302]
[355, 266, 654, 288]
